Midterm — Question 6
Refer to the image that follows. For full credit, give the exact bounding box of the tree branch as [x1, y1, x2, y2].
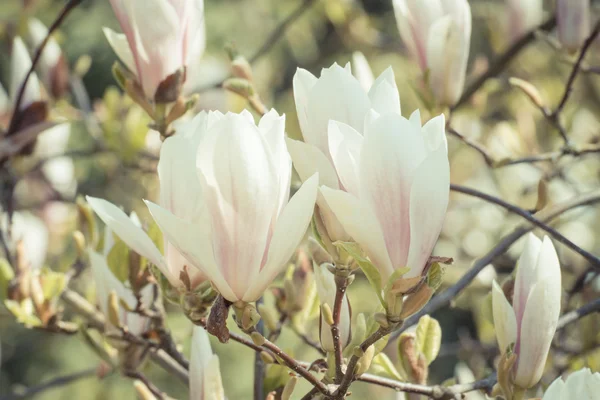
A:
[0, 368, 97, 400]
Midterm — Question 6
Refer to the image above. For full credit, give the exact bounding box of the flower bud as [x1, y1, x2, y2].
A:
[492, 234, 561, 389]
[557, 0, 591, 53]
[314, 263, 351, 352]
[355, 344, 375, 376]
[505, 0, 543, 43]
[281, 376, 298, 400]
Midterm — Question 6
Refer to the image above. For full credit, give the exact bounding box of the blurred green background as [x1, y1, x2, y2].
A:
[1, 0, 600, 399]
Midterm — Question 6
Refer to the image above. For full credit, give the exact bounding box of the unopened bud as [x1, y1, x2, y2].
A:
[250, 331, 266, 346]
[384, 290, 404, 318]
[74, 55, 92, 78]
[107, 290, 122, 328]
[260, 351, 276, 364]
[509, 77, 545, 109]
[400, 285, 434, 319]
[223, 78, 254, 98]
[281, 376, 298, 400]
[355, 344, 375, 376]
[133, 380, 158, 400]
[234, 302, 261, 331]
[72, 231, 86, 258]
[257, 303, 279, 332]
[373, 312, 390, 329]
[321, 303, 334, 326]
[231, 56, 254, 82]
[398, 334, 428, 384]
[77, 196, 97, 245]
[534, 179, 549, 212]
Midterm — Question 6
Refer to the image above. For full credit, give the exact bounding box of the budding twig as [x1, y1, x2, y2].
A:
[331, 272, 349, 382]
[0, 367, 97, 400]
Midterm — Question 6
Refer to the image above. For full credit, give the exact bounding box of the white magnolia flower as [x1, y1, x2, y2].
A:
[89, 226, 153, 336]
[142, 110, 318, 303]
[543, 368, 600, 400]
[392, 0, 471, 106]
[190, 326, 225, 400]
[314, 263, 351, 352]
[505, 0, 543, 42]
[288, 63, 401, 244]
[557, 0, 590, 53]
[492, 234, 562, 389]
[321, 109, 449, 282]
[104, 0, 206, 99]
[10, 37, 41, 111]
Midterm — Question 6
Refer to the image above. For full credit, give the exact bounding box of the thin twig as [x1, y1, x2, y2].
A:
[452, 16, 557, 111]
[254, 297, 266, 400]
[331, 274, 348, 382]
[450, 184, 600, 268]
[556, 298, 600, 330]
[446, 126, 495, 166]
[0, 368, 97, 400]
[389, 188, 600, 343]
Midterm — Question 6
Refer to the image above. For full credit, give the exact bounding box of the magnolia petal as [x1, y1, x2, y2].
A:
[145, 200, 237, 301]
[491, 280, 518, 354]
[304, 64, 370, 154]
[102, 27, 136, 73]
[328, 120, 363, 197]
[351, 51, 374, 91]
[368, 67, 401, 116]
[196, 114, 278, 299]
[543, 376, 566, 400]
[190, 326, 212, 400]
[293, 68, 318, 142]
[422, 114, 447, 152]
[10, 37, 41, 110]
[203, 355, 226, 400]
[513, 233, 543, 324]
[405, 146, 449, 277]
[286, 138, 339, 189]
[534, 236, 562, 295]
[88, 249, 135, 315]
[320, 187, 394, 279]
[242, 174, 318, 302]
[562, 368, 600, 399]
[515, 278, 561, 389]
[86, 196, 166, 273]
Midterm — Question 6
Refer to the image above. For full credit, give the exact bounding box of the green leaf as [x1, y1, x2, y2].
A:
[415, 315, 442, 365]
[146, 219, 164, 255]
[106, 237, 130, 283]
[370, 353, 405, 381]
[334, 241, 383, 304]
[40, 268, 67, 300]
[4, 299, 42, 327]
[0, 258, 15, 300]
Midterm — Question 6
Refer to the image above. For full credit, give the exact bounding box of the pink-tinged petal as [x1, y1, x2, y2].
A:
[259, 110, 291, 216]
[86, 196, 167, 275]
[491, 280, 518, 354]
[557, 0, 590, 52]
[242, 174, 318, 302]
[103, 27, 136, 73]
[361, 113, 426, 269]
[405, 146, 449, 277]
[304, 64, 370, 155]
[293, 68, 318, 142]
[368, 67, 401, 116]
[320, 187, 394, 280]
[183, 0, 206, 66]
[328, 120, 363, 197]
[145, 200, 237, 301]
[513, 233, 543, 325]
[351, 51, 374, 91]
[196, 113, 278, 300]
[514, 277, 561, 388]
[165, 242, 206, 288]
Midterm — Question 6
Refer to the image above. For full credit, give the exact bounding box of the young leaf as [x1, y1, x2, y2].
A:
[370, 353, 405, 381]
[334, 241, 384, 304]
[415, 315, 442, 365]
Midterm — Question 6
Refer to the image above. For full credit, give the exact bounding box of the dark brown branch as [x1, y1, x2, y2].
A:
[446, 126, 495, 166]
[450, 184, 600, 269]
[452, 16, 557, 111]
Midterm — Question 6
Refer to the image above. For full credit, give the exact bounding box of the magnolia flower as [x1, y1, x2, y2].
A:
[505, 0, 543, 42]
[492, 234, 562, 389]
[351, 52, 375, 91]
[321, 109, 449, 282]
[542, 368, 600, 400]
[89, 227, 153, 335]
[557, 0, 590, 53]
[190, 326, 225, 400]
[314, 263, 351, 352]
[104, 0, 206, 99]
[392, 0, 471, 106]
[1, 211, 48, 271]
[11, 37, 41, 111]
[144, 111, 318, 303]
[288, 63, 401, 244]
